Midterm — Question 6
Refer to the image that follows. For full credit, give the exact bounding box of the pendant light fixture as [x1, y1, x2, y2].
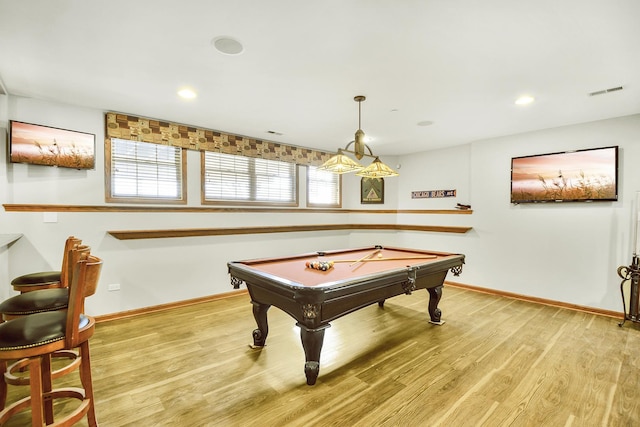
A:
[317, 96, 399, 177]
[355, 156, 399, 178]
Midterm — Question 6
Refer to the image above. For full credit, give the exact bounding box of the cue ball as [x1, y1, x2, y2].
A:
[377, 253, 383, 258]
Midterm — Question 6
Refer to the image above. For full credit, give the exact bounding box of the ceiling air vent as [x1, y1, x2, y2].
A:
[589, 86, 623, 96]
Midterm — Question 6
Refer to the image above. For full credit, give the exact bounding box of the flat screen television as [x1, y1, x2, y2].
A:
[8, 120, 95, 169]
[510, 146, 618, 204]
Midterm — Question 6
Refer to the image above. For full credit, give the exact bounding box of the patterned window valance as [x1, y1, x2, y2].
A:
[105, 112, 333, 167]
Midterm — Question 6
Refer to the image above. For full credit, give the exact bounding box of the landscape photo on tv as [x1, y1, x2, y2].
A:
[9, 120, 95, 169]
[510, 146, 618, 203]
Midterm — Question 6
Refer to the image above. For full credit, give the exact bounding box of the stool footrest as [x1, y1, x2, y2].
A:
[5, 350, 80, 386]
[0, 386, 90, 426]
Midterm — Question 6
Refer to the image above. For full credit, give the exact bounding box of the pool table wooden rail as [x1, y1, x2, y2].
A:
[229, 253, 464, 326]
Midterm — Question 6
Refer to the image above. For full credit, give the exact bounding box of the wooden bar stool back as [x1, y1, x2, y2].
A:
[0, 253, 103, 426]
[1, 245, 91, 322]
[11, 236, 82, 293]
[0, 245, 92, 388]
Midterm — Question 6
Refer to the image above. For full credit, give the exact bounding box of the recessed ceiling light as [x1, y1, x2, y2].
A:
[211, 36, 244, 55]
[178, 88, 197, 99]
[417, 120, 434, 127]
[515, 95, 535, 105]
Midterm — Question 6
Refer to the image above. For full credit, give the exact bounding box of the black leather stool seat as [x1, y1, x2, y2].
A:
[0, 311, 89, 351]
[0, 289, 68, 317]
[11, 271, 61, 290]
[10, 236, 83, 294]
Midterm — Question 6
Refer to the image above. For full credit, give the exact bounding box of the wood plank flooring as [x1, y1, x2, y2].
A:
[4, 286, 640, 426]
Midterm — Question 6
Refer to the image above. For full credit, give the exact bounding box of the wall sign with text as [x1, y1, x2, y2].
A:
[411, 189, 457, 199]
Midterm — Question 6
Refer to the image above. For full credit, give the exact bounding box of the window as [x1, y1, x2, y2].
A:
[106, 138, 186, 203]
[202, 151, 298, 205]
[307, 166, 341, 207]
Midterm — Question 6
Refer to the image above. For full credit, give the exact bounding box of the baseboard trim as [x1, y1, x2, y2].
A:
[445, 281, 624, 319]
[94, 289, 249, 323]
[95, 282, 624, 323]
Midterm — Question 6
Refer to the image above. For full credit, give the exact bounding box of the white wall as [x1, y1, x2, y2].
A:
[0, 96, 400, 315]
[0, 94, 11, 302]
[2, 94, 638, 315]
[395, 114, 640, 312]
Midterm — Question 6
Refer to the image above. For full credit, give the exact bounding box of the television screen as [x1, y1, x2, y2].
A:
[9, 120, 95, 169]
[511, 146, 618, 204]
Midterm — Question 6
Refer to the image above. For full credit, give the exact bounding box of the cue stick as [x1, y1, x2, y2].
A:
[349, 248, 382, 266]
[335, 255, 437, 263]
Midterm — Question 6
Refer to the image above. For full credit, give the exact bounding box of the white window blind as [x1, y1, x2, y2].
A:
[110, 138, 183, 200]
[203, 151, 297, 204]
[307, 166, 341, 207]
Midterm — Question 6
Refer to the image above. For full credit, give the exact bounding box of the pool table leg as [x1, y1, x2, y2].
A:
[251, 301, 271, 347]
[427, 285, 444, 325]
[298, 324, 329, 385]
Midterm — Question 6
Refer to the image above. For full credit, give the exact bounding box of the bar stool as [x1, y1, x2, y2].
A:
[0, 254, 103, 426]
[11, 236, 82, 293]
[1, 245, 91, 321]
[0, 246, 92, 386]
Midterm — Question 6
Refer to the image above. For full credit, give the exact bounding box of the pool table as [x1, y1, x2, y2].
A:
[228, 245, 464, 385]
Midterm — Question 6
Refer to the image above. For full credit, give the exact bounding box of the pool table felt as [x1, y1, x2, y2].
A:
[236, 247, 460, 288]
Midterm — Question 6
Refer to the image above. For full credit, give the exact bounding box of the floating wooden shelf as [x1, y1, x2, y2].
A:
[2, 204, 473, 240]
[108, 224, 472, 240]
[3, 204, 472, 215]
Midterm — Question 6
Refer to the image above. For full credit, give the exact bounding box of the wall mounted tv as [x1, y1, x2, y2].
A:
[510, 146, 618, 204]
[9, 120, 95, 169]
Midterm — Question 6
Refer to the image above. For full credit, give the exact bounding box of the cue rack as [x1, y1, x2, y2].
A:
[618, 192, 640, 326]
[617, 254, 640, 326]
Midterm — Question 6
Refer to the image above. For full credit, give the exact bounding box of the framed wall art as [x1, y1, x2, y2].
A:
[361, 177, 384, 204]
[510, 145, 618, 204]
[9, 120, 96, 169]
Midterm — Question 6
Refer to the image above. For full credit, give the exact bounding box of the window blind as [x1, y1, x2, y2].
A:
[111, 138, 183, 199]
[307, 166, 341, 206]
[204, 151, 297, 204]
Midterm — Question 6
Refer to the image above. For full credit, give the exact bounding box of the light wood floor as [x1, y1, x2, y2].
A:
[4, 285, 640, 426]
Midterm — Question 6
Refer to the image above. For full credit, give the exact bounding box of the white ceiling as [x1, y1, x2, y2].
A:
[1, 0, 639, 156]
